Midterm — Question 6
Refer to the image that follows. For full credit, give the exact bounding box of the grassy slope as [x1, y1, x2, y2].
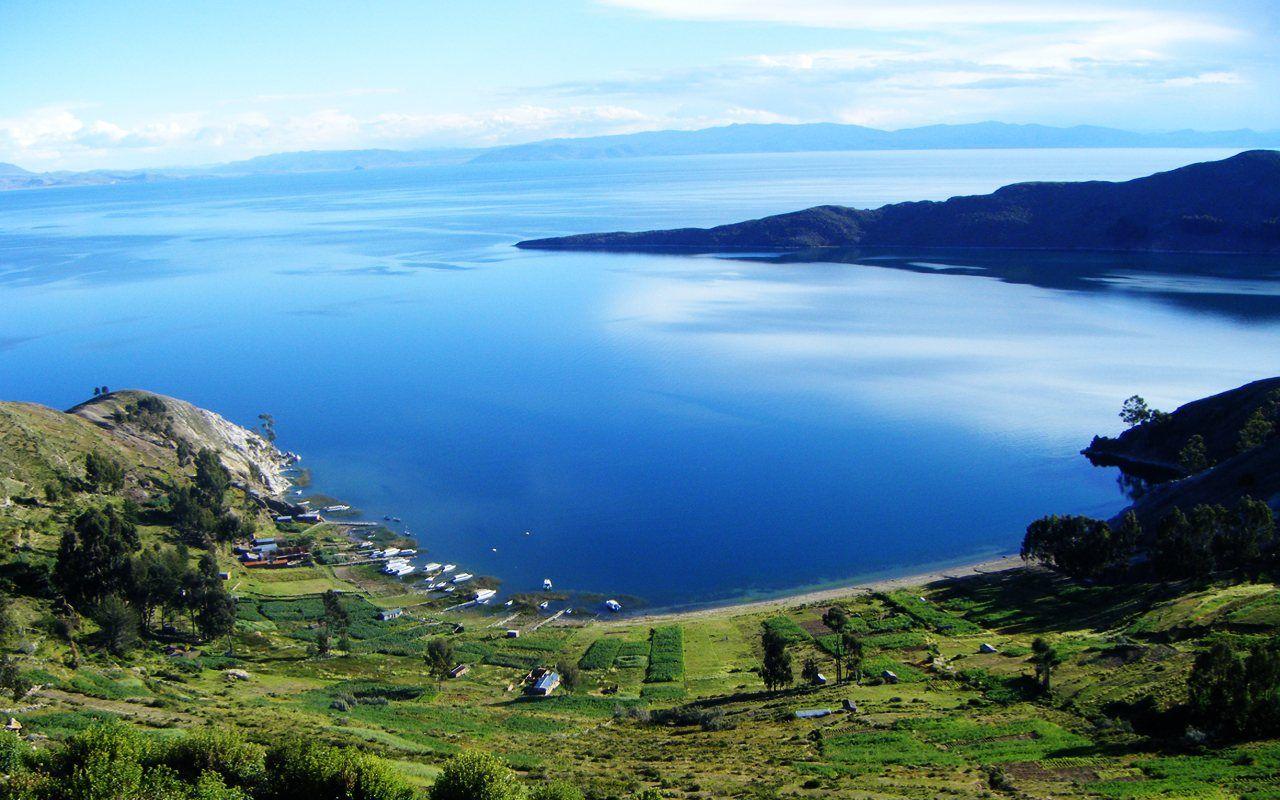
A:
[3, 395, 1280, 798]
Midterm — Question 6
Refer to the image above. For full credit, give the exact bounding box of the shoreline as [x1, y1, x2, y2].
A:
[615, 553, 1026, 624]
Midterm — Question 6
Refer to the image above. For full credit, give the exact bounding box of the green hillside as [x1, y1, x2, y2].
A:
[0, 391, 1277, 800]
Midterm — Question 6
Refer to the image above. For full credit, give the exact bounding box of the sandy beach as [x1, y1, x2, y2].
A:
[618, 553, 1026, 624]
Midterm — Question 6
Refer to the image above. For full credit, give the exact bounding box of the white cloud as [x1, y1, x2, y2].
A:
[599, 0, 1153, 29]
[0, 104, 663, 170]
[1162, 71, 1243, 87]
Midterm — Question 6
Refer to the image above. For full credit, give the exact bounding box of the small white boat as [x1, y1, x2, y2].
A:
[537, 601, 549, 610]
[474, 589, 497, 603]
[441, 564, 456, 573]
[453, 572, 474, 583]
[444, 586, 455, 594]
[423, 562, 442, 573]
[398, 549, 416, 556]
[382, 547, 401, 557]
[542, 578, 553, 590]
[504, 600, 514, 606]
[604, 599, 622, 613]
[394, 565, 416, 577]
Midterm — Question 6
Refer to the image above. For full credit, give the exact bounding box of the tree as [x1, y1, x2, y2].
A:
[193, 449, 231, 511]
[425, 637, 455, 681]
[258, 413, 277, 443]
[94, 595, 140, 656]
[822, 607, 849, 683]
[1021, 514, 1130, 579]
[801, 657, 821, 685]
[1188, 637, 1280, 741]
[322, 589, 350, 642]
[1237, 409, 1275, 453]
[1214, 496, 1275, 573]
[192, 554, 236, 642]
[0, 655, 32, 701]
[1152, 508, 1214, 582]
[54, 505, 140, 608]
[1116, 510, 1143, 558]
[84, 451, 125, 493]
[555, 660, 582, 692]
[760, 628, 793, 691]
[1120, 395, 1154, 427]
[843, 632, 866, 685]
[1029, 637, 1062, 693]
[428, 750, 526, 800]
[1179, 434, 1212, 473]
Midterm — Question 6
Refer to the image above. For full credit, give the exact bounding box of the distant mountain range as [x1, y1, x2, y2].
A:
[475, 121, 1280, 163]
[5, 121, 1280, 191]
[517, 150, 1280, 255]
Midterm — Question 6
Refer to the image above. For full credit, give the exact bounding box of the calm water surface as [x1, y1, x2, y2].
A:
[2, 148, 1277, 610]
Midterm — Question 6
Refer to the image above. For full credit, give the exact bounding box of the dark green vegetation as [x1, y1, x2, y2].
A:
[3, 388, 1280, 798]
[519, 150, 1280, 254]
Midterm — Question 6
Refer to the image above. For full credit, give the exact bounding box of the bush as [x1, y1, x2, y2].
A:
[428, 751, 526, 800]
[529, 781, 583, 800]
[263, 738, 415, 800]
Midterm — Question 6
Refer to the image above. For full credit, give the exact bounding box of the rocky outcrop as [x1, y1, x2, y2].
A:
[69, 390, 294, 497]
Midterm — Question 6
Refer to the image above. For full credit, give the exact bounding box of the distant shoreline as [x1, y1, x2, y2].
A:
[616, 553, 1025, 624]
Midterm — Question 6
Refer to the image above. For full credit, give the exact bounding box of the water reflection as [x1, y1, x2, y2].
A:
[733, 248, 1280, 322]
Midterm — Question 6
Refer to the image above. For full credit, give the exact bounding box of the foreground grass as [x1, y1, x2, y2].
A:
[5, 560, 1279, 799]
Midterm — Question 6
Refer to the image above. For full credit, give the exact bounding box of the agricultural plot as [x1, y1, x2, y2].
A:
[644, 626, 685, 683]
[578, 637, 623, 670]
[762, 614, 811, 644]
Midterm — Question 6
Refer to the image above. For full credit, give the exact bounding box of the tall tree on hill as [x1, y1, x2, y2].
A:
[322, 589, 350, 651]
[94, 595, 140, 655]
[83, 451, 125, 493]
[843, 632, 866, 685]
[1179, 434, 1212, 473]
[53, 505, 140, 608]
[191, 553, 236, 643]
[425, 637, 455, 682]
[1029, 637, 1062, 693]
[1119, 395, 1155, 427]
[1237, 409, 1275, 453]
[193, 449, 231, 511]
[822, 607, 849, 683]
[760, 628, 793, 691]
[1152, 508, 1214, 583]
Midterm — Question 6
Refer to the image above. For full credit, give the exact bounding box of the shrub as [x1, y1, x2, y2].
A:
[428, 750, 526, 800]
[263, 738, 415, 800]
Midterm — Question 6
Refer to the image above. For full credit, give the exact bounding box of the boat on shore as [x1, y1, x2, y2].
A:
[474, 588, 497, 603]
[453, 572, 474, 583]
[604, 599, 622, 612]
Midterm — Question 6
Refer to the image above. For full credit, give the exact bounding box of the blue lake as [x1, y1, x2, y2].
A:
[2, 148, 1279, 611]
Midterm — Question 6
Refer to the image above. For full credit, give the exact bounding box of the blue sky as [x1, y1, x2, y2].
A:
[2, 0, 1278, 170]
